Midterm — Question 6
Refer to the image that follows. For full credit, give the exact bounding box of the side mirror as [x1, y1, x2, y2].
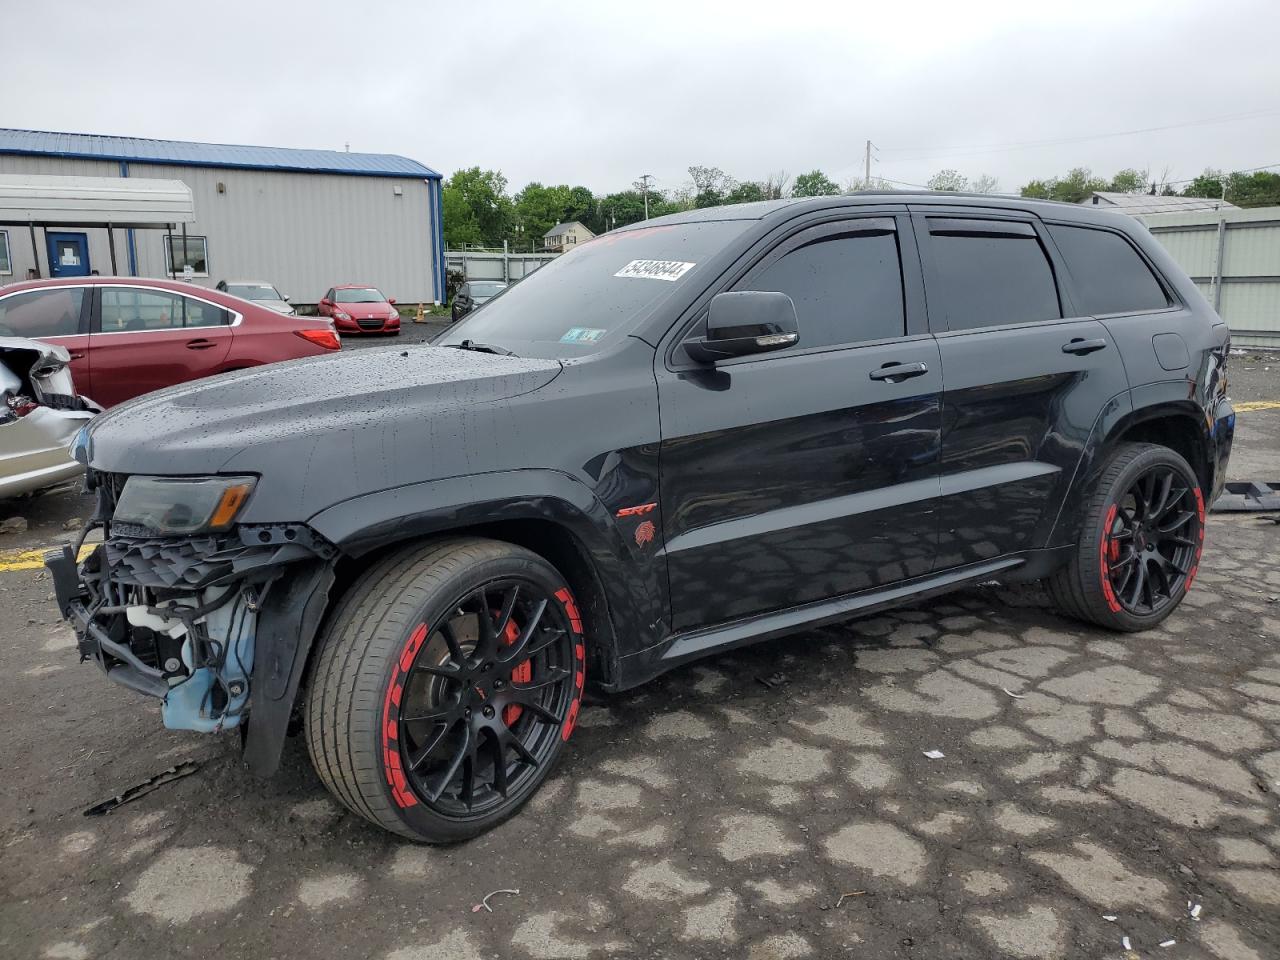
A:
[388, 298, 397, 305]
[685, 291, 800, 364]
[283, 295, 291, 302]
[319, 298, 331, 307]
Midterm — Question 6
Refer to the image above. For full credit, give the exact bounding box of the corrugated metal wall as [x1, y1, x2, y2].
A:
[0, 155, 440, 304]
[1139, 206, 1280, 349]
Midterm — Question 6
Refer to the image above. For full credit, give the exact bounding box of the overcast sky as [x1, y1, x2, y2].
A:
[6, 0, 1279, 197]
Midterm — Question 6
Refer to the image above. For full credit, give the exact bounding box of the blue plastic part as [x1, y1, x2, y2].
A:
[161, 626, 254, 732]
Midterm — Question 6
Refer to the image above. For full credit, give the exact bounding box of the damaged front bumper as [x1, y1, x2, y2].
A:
[47, 516, 336, 734]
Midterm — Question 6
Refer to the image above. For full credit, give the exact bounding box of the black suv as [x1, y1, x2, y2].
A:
[49, 194, 1234, 842]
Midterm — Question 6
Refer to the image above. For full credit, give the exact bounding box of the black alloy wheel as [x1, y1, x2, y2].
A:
[391, 579, 579, 817]
[1047, 442, 1205, 631]
[1101, 464, 1203, 617]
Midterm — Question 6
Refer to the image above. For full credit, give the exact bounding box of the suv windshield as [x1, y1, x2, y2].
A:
[334, 288, 386, 303]
[227, 284, 283, 301]
[437, 220, 748, 357]
[470, 282, 507, 297]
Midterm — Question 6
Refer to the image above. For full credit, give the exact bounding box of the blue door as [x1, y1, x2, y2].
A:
[47, 232, 91, 278]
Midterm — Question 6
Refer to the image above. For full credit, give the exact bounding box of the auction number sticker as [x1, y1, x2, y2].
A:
[614, 259, 696, 282]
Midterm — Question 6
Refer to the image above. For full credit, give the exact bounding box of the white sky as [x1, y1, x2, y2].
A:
[4, 0, 1279, 196]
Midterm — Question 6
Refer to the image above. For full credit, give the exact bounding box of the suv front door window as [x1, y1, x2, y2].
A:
[658, 215, 942, 631]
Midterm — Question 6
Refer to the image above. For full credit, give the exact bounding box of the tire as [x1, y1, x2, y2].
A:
[305, 537, 587, 842]
[1047, 442, 1205, 631]
[450, 306, 458, 322]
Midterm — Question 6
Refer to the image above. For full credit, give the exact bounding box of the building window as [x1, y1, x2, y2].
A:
[566, 235, 576, 245]
[163, 235, 209, 277]
[0, 230, 11, 275]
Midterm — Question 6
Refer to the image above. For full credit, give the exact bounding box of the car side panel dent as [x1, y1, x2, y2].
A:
[306, 468, 669, 665]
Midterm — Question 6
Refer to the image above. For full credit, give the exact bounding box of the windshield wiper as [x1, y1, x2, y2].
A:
[450, 339, 517, 357]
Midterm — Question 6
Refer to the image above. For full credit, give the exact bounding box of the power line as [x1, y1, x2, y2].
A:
[875, 109, 1280, 162]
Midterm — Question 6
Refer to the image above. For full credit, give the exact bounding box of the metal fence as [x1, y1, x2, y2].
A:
[1137, 206, 1280, 349]
[444, 250, 559, 284]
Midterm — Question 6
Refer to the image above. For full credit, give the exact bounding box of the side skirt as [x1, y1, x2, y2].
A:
[615, 556, 1026, 688]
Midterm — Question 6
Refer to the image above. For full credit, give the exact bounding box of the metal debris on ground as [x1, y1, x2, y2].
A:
[1001, 687, 1026, 699]
[472, 888, 520, 913]
[922, 749, 945, 760]
[835, 891, 866, 907]
[82, 760, 202, 817]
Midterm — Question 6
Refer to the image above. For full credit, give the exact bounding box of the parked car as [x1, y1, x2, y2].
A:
[49, 194, 1232, 844]
[0, 336, 98, 498]
[451, 280, 508, 321]
[215, 280, 296, 316]
[318, 285, 400, 335]
[0, 277, 341, 408]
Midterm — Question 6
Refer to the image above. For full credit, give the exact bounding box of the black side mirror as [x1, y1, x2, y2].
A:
[685, 291, 800, 364]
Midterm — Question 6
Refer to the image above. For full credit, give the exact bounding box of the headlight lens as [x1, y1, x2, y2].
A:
[113, 476, 257, 535]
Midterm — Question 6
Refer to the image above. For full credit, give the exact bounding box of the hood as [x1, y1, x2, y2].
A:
[259, 299, 294, 315]
[333, 302, 394, 318]
[85, 347, 563, 513]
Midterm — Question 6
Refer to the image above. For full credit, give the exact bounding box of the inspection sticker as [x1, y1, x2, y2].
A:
[614, 259, 696, 282]
[560, 327, 607, 343]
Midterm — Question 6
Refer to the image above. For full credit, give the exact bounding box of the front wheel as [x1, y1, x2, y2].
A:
[1047, 443, 1205, 631]
[305, 538, 586, 842]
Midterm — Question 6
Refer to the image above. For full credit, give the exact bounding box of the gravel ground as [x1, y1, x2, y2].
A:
[0, 357, 1276, 960]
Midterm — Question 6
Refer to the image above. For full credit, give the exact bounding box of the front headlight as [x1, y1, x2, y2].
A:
[334, 310, 351, 321]
[113, 476, 257, 536]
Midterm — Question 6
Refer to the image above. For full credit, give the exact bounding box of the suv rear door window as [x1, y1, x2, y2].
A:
[742, 225, 905, 348]
[1048, 224, 1170, 315]
[926, 219, 1061, 331]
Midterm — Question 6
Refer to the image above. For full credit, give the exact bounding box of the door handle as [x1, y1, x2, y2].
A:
[186, 339, 216, 350]
[1062, 337, 1107, 356]
[869, 361, 929, 382]
[68, 351, 86, 360]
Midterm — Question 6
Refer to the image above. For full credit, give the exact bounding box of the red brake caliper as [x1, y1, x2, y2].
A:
[501, 617, 531, 725]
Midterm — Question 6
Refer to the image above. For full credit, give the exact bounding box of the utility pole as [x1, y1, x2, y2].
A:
[638, 174, 653, 219]
[864, 140, 873, 190]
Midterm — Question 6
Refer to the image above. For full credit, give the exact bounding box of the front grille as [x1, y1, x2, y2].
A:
[356, 318, 384, 329]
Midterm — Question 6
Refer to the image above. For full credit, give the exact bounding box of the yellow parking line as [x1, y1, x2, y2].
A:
[1236, 400, 1280, 412]
[0, 544, 95, 573]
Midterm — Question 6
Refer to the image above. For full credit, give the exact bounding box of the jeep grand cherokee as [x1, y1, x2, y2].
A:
[48, 193, 1233, 842]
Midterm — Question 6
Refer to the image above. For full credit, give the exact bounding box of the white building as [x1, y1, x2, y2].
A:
[0, 129, 445, 305]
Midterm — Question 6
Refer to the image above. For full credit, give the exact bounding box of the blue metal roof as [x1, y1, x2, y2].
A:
[0, 128, 440, 180]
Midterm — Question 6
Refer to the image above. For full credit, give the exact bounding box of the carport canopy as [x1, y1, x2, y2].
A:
[0, 173, 194, 228]
[0, 173, 194, 277]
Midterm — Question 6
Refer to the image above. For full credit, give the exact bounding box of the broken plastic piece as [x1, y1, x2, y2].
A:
[83, 760, 202, 816]
[1160, 940, 1176, 948]
[1102, 915, 1118, 922]
[1001, 687, 1026, 699]
[1122, 936, 1132, 950]
[922, 749, 945, 760]
[472, 888, 519, 913]
[1189, 902, 1202, 920]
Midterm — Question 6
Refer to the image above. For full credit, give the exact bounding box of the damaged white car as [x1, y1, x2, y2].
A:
[0, 337, 98, 498]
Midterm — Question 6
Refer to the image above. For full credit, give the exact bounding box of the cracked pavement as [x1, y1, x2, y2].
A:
[1, 358, 1277, 960]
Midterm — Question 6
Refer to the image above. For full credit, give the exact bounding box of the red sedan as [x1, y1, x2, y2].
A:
[318, 285, 401, 335]
[0, 277, 341, 408]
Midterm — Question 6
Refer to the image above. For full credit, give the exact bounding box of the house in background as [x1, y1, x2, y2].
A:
[542, 221, 595, 252]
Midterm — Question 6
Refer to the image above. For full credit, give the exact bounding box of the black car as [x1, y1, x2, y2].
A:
[450, 280, 507, 321]
[49, 193, 1233, 843]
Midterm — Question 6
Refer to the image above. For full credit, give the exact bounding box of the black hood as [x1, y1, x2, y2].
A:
[86, 346, 562, 519]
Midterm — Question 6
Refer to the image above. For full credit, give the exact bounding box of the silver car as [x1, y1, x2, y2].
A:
[215, 280, 296, 316]
[0, 337, 98, 498]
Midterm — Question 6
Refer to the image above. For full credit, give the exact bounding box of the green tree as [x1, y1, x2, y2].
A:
[724, 181, 767, 204]
[513, 182, 572, 247]
[1224, 170, 1280, 207]
[791, 170, 841, 197]
[1182, 169, 1227, 200]
[1018, 167, 1108, 204]
[1107, 168, 1148, 193]
[927, 169, 969, 192]
[441, 167, 512, 248]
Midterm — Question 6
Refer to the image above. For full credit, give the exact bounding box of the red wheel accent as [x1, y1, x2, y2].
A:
[1099, 504, 1122, 613]
[501, 617, 530, 725]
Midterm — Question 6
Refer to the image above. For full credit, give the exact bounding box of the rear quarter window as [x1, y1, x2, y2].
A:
[1048, 224, 1171, 316]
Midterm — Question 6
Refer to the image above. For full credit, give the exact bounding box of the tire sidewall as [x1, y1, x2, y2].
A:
[375, 547, 584, 842]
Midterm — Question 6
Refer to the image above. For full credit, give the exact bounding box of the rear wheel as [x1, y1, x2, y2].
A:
[305, 538, 586, 842]
[1047, 443, 1205, 631]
